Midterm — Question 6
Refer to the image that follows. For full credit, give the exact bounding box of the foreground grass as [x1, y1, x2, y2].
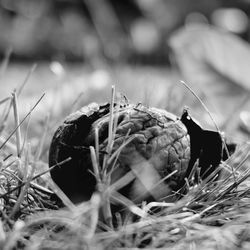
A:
[0, 68, 250, 250]
[1, 138, 250, 250]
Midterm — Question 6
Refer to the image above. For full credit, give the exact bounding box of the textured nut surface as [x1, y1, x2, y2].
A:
[90, 105, 190, 184]
[49, 103, 191, 203]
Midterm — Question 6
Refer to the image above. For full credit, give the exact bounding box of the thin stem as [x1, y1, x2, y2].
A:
[12, 91, 22, 157]
[0, 94, 45, 151]
[180, 80, 220, 132]
[0, 157, 71, 199]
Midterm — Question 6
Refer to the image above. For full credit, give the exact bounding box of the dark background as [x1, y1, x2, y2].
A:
[1, 0, 250, 64]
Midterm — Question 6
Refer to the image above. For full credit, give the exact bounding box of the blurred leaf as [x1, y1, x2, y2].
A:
[169, 24, 250, 122]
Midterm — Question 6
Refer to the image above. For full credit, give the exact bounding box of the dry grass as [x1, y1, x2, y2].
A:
[0, 63, 250, 250]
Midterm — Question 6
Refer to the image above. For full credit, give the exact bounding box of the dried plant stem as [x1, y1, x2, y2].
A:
[0, 64, 36, 137]
[111, 101, 120, 144]
[107, 85, 116, 154]
[102, 197, 113, 228]
[108, 130, 132, 176]
[0, 93, 45, 151]
[111, 191, 146, 218]
[94, 127, 100, 166]
[0, 97, 11, 106]
[108, 170, 136, 193]
[180, 80, 231, 165]
[107, 135, 135, 165]
[102, 85, 116, 176]
[20, 113, 31, 156]
[0, 47, 12, 77]
[10, 143, 33, 219]
[90, 146, 101, 185]
[29, 182, 53, 195]
[90, 146, 113, 227]
[180, 80, 220, 132]
[85, 193, 101, 240]
[12, 91, 22, 157]
[181, 203, 218, 223]
[0, 157, 71, 199]
[48, 179, 75, 211]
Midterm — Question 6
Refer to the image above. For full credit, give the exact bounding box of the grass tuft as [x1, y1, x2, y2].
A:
[0, 80, 249, 250]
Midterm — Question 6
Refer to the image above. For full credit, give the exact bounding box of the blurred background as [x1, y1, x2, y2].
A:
[1, 0, 250, 62]
[1, 0, 250, 142]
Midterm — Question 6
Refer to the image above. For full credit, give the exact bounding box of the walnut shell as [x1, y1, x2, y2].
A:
[49, 103, 227, 204]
